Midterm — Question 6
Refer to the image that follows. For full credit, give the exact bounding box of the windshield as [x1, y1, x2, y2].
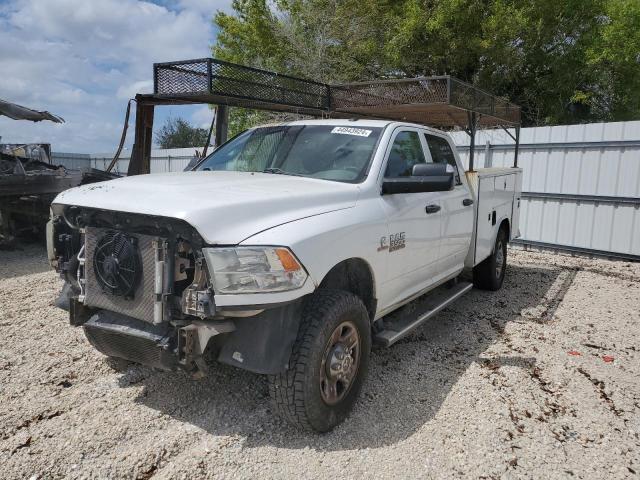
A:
[195, 125, 383, 183]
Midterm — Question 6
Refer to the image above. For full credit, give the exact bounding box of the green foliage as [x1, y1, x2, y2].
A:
[213, 0, 390, 82]
[585, 0, 640, 120]
[213, 0, 640, 127]
[226, 108, 273, 138]
[155, 117, 209, 149]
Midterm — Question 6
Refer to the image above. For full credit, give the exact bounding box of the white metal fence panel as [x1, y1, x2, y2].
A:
[51, 152, 92, 169]
[84, 157, 197, 174]
[79, 147, 203, 174]
[452, 120, 640, 260]
[520, 199, 640, 257]
[53, 147, 203, 175]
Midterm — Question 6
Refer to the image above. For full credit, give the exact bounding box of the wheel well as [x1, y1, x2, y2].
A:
[499, 218, 510, 240]
[318, 259, 376, 320]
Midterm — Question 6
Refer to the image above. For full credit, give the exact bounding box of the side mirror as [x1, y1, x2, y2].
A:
[382, 163, 454, 194]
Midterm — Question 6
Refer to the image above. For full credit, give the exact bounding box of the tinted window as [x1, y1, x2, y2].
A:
[196, 125, 382, 183]
[384, 131, 427, 178]
[424, 133, 461, 185]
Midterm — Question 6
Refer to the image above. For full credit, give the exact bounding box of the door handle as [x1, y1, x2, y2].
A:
[462, 198, 474, 206]
[425, 204, 441, 214]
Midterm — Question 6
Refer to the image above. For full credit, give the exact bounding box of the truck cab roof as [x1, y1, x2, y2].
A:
[252, 118, 449, 136]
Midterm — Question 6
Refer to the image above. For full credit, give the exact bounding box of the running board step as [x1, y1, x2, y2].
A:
[374, 281, 473, 347]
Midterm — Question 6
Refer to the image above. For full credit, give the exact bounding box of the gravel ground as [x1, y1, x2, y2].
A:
[0, 245, 639, 479]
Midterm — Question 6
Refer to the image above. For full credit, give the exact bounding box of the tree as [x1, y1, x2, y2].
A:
[212, 0, 640, 129]
[213, 0, 392, 135]
[155, 117, 209, 149]
[213, 0, 390, 83]
[585, 0, 640, 121]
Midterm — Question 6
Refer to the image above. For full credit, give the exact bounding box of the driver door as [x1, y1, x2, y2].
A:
[379, 128, 443, 309]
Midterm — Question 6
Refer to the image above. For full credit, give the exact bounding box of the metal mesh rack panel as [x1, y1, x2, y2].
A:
[332, 77, 520, 127]
[449, 78, 520, 125]
[331, 77, 450, 108]
[155, 58, 330, 111]
[155, 59, 209, 95]
[152, 58, 520, 128]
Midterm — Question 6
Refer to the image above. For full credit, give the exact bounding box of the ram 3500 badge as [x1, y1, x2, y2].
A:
[48, 119, 521, 432]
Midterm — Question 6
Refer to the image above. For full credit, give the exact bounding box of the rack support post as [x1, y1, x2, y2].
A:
[467, 112, 478, 172]
[215, 105, 229, 147]
[128, 99, 155, 176]
[514, 125, 521, 168]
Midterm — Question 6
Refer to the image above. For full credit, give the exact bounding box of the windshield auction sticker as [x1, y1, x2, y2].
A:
[331, 126, 372, 137]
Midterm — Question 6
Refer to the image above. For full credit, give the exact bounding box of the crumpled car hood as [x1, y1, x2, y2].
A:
[53, 171, 359, 244]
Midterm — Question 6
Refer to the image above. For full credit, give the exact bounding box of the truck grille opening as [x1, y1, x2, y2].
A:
[83, 312, 177, 371]
[93, 231, 142, 298]
[84, 227, 160, 323]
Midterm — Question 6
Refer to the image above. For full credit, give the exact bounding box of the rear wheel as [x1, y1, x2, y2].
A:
[269, 289, 371, 432]
[473, 226, 508, 291]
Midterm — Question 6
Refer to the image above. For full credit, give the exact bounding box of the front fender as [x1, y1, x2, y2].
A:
[240, 200, 388, 301]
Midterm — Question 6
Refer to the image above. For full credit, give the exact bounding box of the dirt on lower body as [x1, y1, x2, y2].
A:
[0, 246, 639, 479]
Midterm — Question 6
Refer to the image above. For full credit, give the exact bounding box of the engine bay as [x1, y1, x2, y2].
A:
[50, 205, 207, 321]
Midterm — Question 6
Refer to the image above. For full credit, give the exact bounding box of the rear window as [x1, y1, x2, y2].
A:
[424, 134, 461, 185]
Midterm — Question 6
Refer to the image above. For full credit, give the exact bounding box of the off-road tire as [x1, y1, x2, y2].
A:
[473, 226, 508, 291]
[269, 289, 371, 432]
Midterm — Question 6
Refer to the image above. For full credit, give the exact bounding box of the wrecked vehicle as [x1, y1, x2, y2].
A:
[0, 147, 115, 242]
[0, 100, 115, 243]
[47, 118, 522, 432]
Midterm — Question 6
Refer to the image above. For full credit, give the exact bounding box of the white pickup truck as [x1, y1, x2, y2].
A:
[48, 119, 521, 432]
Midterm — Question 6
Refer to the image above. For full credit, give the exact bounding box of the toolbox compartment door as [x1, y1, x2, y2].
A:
[474, 175, 496, 264]
[465, 168, 522, 267]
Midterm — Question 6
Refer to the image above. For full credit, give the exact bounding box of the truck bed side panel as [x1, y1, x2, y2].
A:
[475, 175, 497, 264]
[511, 172, 523, 239]
[465, 168, 523, 267]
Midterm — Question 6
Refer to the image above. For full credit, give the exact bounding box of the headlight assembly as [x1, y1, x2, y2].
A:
[203, 246, 307, 294]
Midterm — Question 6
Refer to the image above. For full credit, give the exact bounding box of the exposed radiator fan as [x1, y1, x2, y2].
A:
[93, 231, 141, 298]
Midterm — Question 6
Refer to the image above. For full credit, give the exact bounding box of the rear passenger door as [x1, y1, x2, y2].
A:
[423, 132, 474, 276]
[379, 128, 443, 308]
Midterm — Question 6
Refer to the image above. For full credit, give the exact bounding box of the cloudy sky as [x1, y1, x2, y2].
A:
[0, 0, 232, 153]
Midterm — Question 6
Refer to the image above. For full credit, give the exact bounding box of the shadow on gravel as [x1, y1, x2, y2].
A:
[124, 261, 575, 451]
[0, 245, 51, 280]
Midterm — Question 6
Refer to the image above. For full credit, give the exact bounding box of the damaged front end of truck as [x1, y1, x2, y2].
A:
[48, 205, 304, 377]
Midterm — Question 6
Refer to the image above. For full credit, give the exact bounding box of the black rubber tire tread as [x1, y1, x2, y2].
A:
[473, 226, 508, 291]
[268, 289, 371, 432]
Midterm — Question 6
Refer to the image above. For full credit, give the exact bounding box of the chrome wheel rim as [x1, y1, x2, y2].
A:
[495, 240, 504, 278]
[319, 321, 360, 405]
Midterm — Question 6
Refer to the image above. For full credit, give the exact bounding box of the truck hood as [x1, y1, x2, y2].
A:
[53, 171, 360, 244]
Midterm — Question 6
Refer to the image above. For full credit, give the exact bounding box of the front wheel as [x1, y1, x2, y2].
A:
[269, 289, 371, 432]
[473, 227, 508, 291]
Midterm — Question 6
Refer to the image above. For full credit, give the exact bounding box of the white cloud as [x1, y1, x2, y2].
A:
[117, 80, 154, 100]
[0, 0, 231, 153]
[191, 105, 216, 129]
